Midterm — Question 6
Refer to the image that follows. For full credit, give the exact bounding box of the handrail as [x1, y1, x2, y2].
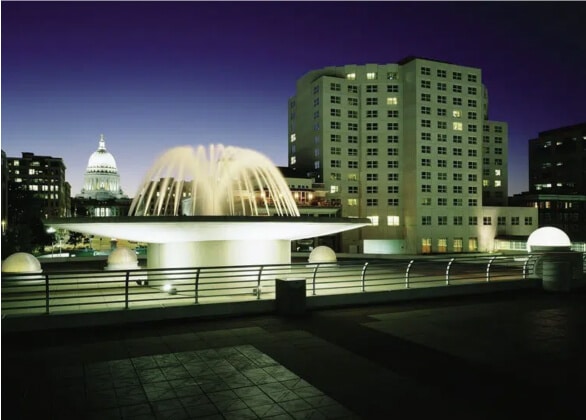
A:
[45, 273, 50, 315]
[312, 263, 320, 296]
[195, 268, 201, 304]
[445, 258, 455, 285]
[256, 265, 263, 300]
[486, 256, 497, 282]
[125, 271, 130, 309]
[2, 252, 581, 319]
[405, 259, 414, 288]
[360, 262, 369, 292]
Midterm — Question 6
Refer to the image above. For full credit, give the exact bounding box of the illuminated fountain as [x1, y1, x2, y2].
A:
[47, 145, 369, 270]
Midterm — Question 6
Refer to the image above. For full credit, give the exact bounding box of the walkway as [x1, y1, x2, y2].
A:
[2, 288, 585, 419]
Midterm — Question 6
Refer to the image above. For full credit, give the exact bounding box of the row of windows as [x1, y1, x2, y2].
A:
[422, 216, 533, 225]
[329, 96, 399, 106]
[421, 172, 478, 182]
[421, 94, 477, 107]
[420, 67, 478, 83]
[421, 120, 477, 131]
[346, 198, 400, 207]
[421, 185, 478, 194]
[421, 159, 478, 169]
[421, 133, 478, 144]
[332, 148, 400, 156]
[329, 134, 399, 143]
[346, 185, 400, 194]
[330, 160, 400, 169]
[330, 109, 402, 118]
[329, 121, 402, 131]
[330, 173, 400, 182]
[421, 146, 478, 157]
[420, 80, 478, 95]
[421, 107, 478, 119]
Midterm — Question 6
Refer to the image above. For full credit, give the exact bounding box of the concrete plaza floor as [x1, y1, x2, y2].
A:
[2, 287, 585, 419]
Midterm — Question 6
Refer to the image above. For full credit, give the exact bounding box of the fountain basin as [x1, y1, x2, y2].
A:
[46, 216, 370, 268]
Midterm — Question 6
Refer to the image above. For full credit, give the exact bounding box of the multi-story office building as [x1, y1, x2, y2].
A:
[528, 123, 586, 194]
[288, 57, 535, 254]
[5, 151, 71, 219]
[510, 123, 586, 242]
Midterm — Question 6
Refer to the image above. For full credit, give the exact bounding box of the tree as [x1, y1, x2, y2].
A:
[67, 231, 85, 249]
[5, 182, 52, 256]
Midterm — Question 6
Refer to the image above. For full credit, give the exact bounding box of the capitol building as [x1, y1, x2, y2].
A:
[73, 135, 131, 217]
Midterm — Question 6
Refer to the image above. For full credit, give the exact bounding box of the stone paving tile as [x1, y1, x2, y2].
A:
[38, 344, 354, 419]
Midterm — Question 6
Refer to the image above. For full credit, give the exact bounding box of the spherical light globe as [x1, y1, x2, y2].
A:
[526, 226, 572, 252]
[1, 252, 42, 274]
[308, 246, 337, 264]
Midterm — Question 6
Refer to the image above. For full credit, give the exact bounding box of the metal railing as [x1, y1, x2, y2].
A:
[1, 253, 577, 318]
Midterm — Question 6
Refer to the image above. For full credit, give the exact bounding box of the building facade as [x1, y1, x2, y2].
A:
[288, 57, 535, 254]
[510, 122, 586, 241]
[5, 151, 71, 219]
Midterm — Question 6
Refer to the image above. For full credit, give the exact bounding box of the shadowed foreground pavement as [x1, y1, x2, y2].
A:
[2, 288, 585, 419]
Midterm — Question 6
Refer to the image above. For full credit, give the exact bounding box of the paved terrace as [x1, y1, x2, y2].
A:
[2, 287, 585, 419]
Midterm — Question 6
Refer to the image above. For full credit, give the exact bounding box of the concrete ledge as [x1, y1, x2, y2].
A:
[307, 279, 543, 309]
[1, 299, 276, 333]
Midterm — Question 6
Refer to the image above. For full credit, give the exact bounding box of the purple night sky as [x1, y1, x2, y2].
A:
[2, 1, 585, 197]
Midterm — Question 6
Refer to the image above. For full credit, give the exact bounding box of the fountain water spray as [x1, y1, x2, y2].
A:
[129, 145, 299, 217]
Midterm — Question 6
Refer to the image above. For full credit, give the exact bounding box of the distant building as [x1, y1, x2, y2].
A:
[1, 150, 9, 234]
[510, 122, 586, 242]
[5, 151, 71, 219]
[73, 135, 131, 217]
[288, 57, 536, 254]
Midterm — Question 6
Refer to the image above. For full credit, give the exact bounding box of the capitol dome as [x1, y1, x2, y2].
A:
[87, 135, 118, 173]
[77, 134, 127, 200]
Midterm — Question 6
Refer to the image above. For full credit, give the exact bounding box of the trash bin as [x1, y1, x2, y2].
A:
[275, 278, 306, 316]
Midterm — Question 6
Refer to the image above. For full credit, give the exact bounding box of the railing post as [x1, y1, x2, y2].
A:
[45, 273, 50, 315]
[360, 262, 369, 292]
[125, 271, 130, 309]
[312, 263, 320, 296]
[256, 266, 263, 300]
[445, 258, 455, 285]
[523, 255, 531, 280]
[195, 268, 200, 304]
[405, 260, 414, 288]
[486, 256, 497, 282]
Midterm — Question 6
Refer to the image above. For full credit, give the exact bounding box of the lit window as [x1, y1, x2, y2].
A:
[495, 180, 501, 187]
[366, 72, 377, 80]
[387, 216, 400, 226]
[290, 156, 296, 165]
[387, 97, 398, 105]
[347, 198, 358, 206]
[290, 133, 296, 142]
[347, 73, 356, 80]
[367, 216, 379, 226]
[453, 122, 463, 131]
[330, 185, 339, 193]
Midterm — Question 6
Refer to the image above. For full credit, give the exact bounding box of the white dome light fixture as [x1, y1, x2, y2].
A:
[526, 226, 572, 252]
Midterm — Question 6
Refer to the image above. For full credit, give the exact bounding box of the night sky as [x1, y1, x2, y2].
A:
[2, 1, 585, 196]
